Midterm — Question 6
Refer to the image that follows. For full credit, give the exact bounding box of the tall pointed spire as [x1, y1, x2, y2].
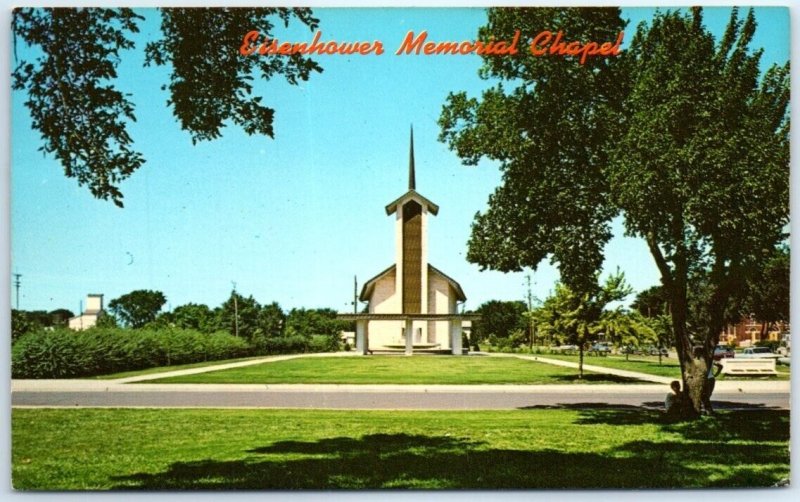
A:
[408, 125, 416, 190]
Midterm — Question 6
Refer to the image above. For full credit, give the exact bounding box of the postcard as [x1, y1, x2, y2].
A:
[8, 3, 791, 491]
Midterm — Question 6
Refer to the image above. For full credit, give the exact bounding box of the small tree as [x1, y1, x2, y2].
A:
[537, 271, 632, 378]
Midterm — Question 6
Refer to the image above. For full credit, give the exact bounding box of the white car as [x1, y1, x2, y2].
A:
[740, 347, 781, 359]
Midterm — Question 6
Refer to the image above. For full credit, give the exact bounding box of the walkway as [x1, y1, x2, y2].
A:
[508, 353, 674, 384]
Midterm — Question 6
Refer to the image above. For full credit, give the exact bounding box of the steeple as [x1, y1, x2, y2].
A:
[408, 125, 416, 190]
[385, 128, 439, 216]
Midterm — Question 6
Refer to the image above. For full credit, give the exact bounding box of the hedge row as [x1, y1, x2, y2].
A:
[11, 327, 252, 379]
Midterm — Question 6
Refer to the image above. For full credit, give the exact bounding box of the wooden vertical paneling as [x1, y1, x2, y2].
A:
[402, 201, 422, 313]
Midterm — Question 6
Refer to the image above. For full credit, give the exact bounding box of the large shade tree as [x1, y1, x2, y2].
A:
[12, 7, 322, 206]
[439, 7, 788, 416]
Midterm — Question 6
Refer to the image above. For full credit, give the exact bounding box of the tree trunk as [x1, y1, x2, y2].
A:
[682, 361, 705, 416]
[666, 252, 704, 417]
[578, 336, 584, 379]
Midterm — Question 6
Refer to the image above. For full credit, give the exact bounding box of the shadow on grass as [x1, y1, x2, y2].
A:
[549, 374, 645, 384]
[110, 427, 789, 490]
[517, 402, 789, 442]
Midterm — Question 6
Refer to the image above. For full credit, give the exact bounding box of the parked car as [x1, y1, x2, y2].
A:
[713, 345, 735, 360]
[647, 346, 669, 357]
[590, 342, 612, 355]
[740, 347, 780, 359]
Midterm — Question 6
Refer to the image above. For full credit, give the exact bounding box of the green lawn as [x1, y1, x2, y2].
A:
[145, 355, 642, 385]
[12, 408, 789, 489]
[93, 356, 265, 380]
[541, 353, 682, 378]
[539, 353, 790, 380]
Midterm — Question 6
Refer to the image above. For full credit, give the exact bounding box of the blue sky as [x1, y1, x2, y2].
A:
[10, 6, 790, 315]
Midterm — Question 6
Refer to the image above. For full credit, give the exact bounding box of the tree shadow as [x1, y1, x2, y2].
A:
[109, 431, 788, 490]
[517, 402, 789, 442]
[549, 374, 645, 384]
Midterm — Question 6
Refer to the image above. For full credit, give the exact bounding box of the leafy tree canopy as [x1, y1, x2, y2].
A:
[12, 7, 322, 206]
[472, 300, 528, 343]
[439, 7, 788, 415]
[108, 289, 167, 328]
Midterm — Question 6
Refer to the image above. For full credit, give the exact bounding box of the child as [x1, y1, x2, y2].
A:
[664, 380, 682, 416]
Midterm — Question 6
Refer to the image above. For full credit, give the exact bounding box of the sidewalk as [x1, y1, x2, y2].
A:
[510, 354, 674, 384]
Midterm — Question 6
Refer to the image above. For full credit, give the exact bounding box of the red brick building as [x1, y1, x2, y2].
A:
[720, 315, 788, 347]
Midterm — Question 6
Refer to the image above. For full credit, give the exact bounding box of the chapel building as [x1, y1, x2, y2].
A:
[343, 129, 475, 354]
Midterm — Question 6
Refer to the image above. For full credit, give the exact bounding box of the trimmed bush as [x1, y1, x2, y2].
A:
[12, 327, 251, 379]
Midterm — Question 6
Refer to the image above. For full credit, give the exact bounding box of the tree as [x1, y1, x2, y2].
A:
[285, 308, 348, 352]
[169, 303, 217, 333]
[609, 8, 788, 415]
[439, 8, 625, 296]
[535, 272, 632, 377]
[215, 291, 262, 341]
[108, 289, 167, 328]
[11, 310, 42, 342]
[742, 246, 790, 340]
[439, 7, 788, 416]
[598, 309, 656, 359]
[630, 286, 669, 319]
[472, 300, 528, 348]
[49, 308, 75, 327]
[12, 7, 322, 206]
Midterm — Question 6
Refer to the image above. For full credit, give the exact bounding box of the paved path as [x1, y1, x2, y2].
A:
[508, 354, 674, 384]
[11, 352, 790, 410]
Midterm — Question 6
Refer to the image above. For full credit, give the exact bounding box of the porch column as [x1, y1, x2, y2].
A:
[356, 319, 369, 355]
[405, 318, 414, 355]
[450, 319, 463, 355]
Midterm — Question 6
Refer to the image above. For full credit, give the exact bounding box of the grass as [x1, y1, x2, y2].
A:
[145, 355, 643, 385]
[93, 356, 264, 380]
[538, 353, 790, 380]
[540, 353, 682, 378]
[11, 407, 789, 489]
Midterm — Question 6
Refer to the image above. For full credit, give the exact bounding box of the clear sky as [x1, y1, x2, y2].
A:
[9, 5, 790, 315]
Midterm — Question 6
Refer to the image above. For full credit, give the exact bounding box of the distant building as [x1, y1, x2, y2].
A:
[720, 315, 788, 347]
[68, 294, 105, 330]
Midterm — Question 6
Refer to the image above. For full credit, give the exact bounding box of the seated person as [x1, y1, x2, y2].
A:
[664, 380, 682, 415]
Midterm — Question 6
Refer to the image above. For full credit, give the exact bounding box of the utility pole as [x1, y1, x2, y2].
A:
[525, 274, 536, 349]
[231, 281, 239, 338]
[353, 275, 358, 314]
[13, 273, 21, 310]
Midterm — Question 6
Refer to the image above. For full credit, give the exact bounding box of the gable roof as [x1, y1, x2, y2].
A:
[385, 190, 439, 216]
[428, 264, 466, 302]
[359, 263, 466, 303]
[359, 264, 396, 301]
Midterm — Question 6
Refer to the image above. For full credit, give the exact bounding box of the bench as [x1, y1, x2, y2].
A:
[720, 358, 778, 376]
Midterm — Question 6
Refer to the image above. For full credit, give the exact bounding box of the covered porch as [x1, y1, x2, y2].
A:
[337, 313, 480, 356]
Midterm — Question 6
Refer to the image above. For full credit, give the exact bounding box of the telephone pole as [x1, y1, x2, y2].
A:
[525, 274, 535, 349]
[13, 273, 21, 310]
[231, 281, 239, 338]
[353, 275, 358, 314]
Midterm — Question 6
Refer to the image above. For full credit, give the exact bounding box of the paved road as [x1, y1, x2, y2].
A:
[12, 353, 790, 411]
[12, 387, 789, 410]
